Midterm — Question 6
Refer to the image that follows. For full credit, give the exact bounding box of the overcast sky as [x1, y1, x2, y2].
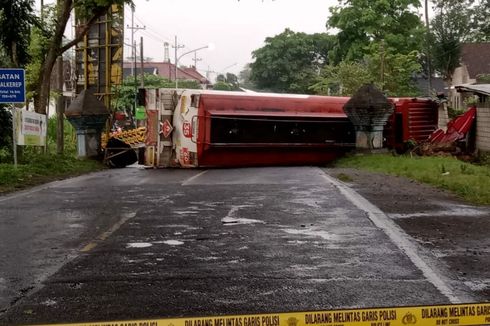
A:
[124, 0, 337, 79]
[37, 0, 427, 81]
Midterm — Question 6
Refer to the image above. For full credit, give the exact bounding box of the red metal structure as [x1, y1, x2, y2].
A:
[384, 98, 439, 151]
[142, 90, 440, 168]
[429, 107, 476, 144]
[196, 93, 355, 167]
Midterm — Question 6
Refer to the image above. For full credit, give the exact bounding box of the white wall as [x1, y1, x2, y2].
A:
[476, 105, 490, 152]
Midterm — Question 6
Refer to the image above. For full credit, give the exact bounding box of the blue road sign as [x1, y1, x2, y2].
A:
[0, 68, 26, 103]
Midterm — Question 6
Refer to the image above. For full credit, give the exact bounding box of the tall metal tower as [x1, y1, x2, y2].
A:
[74, 5, 124, 109]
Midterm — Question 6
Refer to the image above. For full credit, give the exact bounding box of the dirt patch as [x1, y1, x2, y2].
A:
[325, 167, 490, 300]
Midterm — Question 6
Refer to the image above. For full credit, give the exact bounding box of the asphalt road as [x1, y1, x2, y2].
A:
[0, 166, 484, 325]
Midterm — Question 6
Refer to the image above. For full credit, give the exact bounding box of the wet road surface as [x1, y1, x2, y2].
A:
[0, 167, 486, 325]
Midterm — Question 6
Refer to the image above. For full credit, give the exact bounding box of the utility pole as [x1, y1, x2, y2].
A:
[425, 0, 432, 95]
[140, 36, 144, 88]
[172, 35, 184, 84]
[56, 57, 64, 154]
[56, 0, 64, 154]
[380, 39, 385, 91]
[126, 7, 145, 112]
[192, 52, 202, 70]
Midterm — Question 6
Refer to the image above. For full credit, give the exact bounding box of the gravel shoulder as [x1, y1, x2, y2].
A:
[325, 167, 490, 301]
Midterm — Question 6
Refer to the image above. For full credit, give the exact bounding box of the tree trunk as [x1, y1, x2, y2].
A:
[33, 0, 109, 114]
[34, 0, 72, 114]
[56, 57, 64, 154]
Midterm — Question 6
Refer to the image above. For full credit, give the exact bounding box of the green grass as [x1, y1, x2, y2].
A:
[336, 172, 354, 182]
[335, 154, 490, 205]
[0, 153, 104, 194]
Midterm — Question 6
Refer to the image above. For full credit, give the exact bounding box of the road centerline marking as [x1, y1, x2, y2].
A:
[320, 170, 464, 304]
[80, 211, 137, 252]
[181, 170, 208, 186]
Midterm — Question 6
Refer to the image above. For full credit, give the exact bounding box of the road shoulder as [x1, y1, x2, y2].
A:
[324, 167, 490, 301]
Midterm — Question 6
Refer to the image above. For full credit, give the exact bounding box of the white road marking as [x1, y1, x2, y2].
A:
[321, 171, 464, 304]
[181, 170, 208, 186]
[126, 242, 153, 248]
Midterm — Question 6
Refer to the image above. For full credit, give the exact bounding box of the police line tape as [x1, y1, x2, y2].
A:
[35, 302, 490, 326]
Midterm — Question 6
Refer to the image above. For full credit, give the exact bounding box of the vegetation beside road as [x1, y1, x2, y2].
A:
[0, 154, 104, 194]
[335, 154, 490, 205]
[0, 115, 105, 194]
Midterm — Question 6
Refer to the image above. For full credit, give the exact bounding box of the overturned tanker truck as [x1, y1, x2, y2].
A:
[137, 89, 439, 168]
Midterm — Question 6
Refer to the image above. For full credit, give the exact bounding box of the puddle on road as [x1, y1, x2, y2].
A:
[154, 240, 184, 246]
[126, 242, 153, 248]
[68, 223, 84, 229]
[174, 211, 199, 215]
[41, 299, 57, 306]
[221, 205, 265, 225]
[283, 228, 338, 241]
[222, 217, 265, 225]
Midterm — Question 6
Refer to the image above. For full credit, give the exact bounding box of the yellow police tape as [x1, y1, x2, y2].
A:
[35, 303, 490, 326]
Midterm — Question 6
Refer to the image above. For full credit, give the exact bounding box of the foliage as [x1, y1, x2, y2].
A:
[0, 0, 36, 67]
[215, 73, 240, 90]
[46, 115, 77, 154]
[429, 0, 490, 84]
[25, 5, 57, 99]
[0, 113, 99, 193]
[213, 81, 234, 91]
[30, 0, 133, 114]
[367, 48, 421, 96]
[0, 153, 104, 194]
[250, 29, 336, 94]
[238, 64, 256, 90]
[476, 74, 490, 84]
[336, 154, 490, 205]
[327, 0, 425, 63]
[0, 106, 13, 163]
[112, 74, 200, 112]
[429, 0, 471, 83]
[311, 61, 374, 96]
[311, 50, 421, 97]
[470, 0, 490, 42]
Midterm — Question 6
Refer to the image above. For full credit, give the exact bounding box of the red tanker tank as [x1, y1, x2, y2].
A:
[140, 90, 438, 168]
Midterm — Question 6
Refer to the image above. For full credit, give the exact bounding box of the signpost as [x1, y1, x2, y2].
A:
[0, 68, 26, 103]
[0, 68, 29, 168]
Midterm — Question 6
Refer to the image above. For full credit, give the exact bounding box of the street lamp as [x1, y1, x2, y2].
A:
[175, 44, 214, 89]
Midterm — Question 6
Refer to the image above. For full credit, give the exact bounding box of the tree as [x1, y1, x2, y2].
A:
[0, 0, 36, 67]
[471, 1, 490, 42]
[311, 50, 421, 97]
[310, 61, 374, 96]
[430, 0, 489, 85]
[238, 64, 256, 90]
[250, 29, 336, 94]
[113, 74, 200, 113]
[32, 0, 132, 114]
[327, 0, 425, 63]
[367, 48, 421, 96]
[213, 81, 233, 91]
[215, 73, 240, 90]
[430, 0, 465, 85]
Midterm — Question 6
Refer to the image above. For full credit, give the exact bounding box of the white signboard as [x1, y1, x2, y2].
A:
[14, 109, 47, 146]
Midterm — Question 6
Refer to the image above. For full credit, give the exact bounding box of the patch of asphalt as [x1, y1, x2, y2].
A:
[0, 167, 448, 325]
[0, 169, 208, 318]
